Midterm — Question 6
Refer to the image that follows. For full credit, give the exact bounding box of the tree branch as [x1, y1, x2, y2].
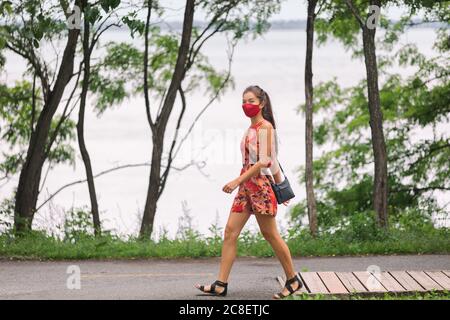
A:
[345, 0, 365, 28]
[35, 161, 201, 212]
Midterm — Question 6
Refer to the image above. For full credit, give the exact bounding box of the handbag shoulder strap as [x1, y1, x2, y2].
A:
[276, 158, 286, 177]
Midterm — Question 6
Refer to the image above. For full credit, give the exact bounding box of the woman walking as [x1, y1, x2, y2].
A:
[194, 85, 303, 299]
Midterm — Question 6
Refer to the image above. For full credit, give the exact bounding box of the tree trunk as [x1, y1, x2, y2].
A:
[77, 4, 101, 236]
[139, 134, 163, 238]
[305, 0, 318, 237]
[139, 0, 195, 239]
[14, 8, 82, 234]
[361, 24, 388, 228]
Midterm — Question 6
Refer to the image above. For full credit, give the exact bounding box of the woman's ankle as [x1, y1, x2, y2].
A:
[286, 272, 297, 279]
[217, 277, 228, 283]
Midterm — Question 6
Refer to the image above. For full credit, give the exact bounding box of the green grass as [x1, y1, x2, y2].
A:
[0, 227, 449, 260]
[290, 290, 450, 300]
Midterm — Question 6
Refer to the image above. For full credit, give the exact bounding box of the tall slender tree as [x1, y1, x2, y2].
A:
[138, 0, 282, 238]
[345, 0, 388, 228]
[304, 0, 320, 237]
[139, 0, 196, 238]
[74, 0, 121, 236]
[1, 0, 86, 234]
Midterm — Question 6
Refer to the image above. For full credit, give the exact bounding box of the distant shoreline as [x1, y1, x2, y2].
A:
[104, 19, 447, 32]
[2, 19, 445, 32]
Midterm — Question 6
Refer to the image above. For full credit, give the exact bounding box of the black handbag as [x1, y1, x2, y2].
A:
[270, 161, 295, 204]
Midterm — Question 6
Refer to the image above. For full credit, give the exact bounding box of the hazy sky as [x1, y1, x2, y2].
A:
[160, 0, 408, 21]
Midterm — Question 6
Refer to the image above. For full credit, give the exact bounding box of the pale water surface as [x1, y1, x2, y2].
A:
[1, 27, 446, 238]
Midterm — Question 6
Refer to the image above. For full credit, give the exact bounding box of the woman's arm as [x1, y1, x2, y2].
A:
[222, 159, 270, 194]
[271, 164, 284, 184]
[236, 160, 268, 184]
[223, 123, 275, 193]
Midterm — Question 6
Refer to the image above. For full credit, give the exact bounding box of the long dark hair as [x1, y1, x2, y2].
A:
[243, 85, 279, 155]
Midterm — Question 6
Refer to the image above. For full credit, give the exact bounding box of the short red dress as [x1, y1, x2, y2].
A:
[230, 119, 278, 217]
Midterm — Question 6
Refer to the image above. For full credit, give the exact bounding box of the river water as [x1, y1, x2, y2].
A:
[0, 27, 446, 239]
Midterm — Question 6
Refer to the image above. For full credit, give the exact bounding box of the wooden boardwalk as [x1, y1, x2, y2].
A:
[277, 270, 450, 297]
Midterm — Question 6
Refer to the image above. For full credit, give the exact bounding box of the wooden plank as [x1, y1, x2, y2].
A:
[407, 271, 444, 291]
[278, 270, 450, 296]
[389, 271, 425, 291]
[295, 274, 310, 294]
[424, 271, 450, 290]
[336, 272, 367, 293]
[300, 272, 329, 294]
[353, 271, 387, 292]
[377, 272, 407, 292]
[276, 276, 285, 288]
[317, 272, 349, 294]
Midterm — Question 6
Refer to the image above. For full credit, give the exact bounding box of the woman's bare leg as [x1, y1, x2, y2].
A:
[255, 214, 300, 296]
[194, 209, 251, 293]
[217, 209, 251, 281]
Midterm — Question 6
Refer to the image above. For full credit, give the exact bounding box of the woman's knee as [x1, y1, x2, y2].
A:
[224, 224, 240, 241]
[260, 228, 278, 242]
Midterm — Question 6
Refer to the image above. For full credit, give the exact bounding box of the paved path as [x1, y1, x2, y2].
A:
[1, 254, 449, 299]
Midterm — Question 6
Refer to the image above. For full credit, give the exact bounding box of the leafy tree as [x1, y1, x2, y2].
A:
[74, 0, 123, 236]
[89, 0, 282, 238]
[0, 0, 86, 234]
[0, 81, 76, 182]
[303, 0, 325, 237]
[292, 13, 449, 234]
[299, 0, 448, 230]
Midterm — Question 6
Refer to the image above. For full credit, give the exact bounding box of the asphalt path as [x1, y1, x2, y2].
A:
[1, 254, 449, 299]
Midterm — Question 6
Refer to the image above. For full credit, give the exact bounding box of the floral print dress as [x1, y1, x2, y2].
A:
[230, 119, 278, 217]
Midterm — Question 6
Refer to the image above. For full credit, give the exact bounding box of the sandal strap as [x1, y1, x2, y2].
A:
[214, 280, 228, 288]
[286, 273, 300, 285]
[285, 283, 295, 294]
[284, 273, 302, 294]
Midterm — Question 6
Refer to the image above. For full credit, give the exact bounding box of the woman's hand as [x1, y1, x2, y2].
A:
[282, 199, 290, 206]
[222, 178, 241, 193]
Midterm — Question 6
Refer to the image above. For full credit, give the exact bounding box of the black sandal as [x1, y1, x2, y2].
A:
[273, 272, 303, 299]
[196, 280, 228, 297]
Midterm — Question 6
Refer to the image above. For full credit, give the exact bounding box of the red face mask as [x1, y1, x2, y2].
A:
[242, 103, 261, 117]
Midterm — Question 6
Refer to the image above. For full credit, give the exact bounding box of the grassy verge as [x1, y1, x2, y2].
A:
[0, 227, 449, 260]
[290, 290, 450, 300]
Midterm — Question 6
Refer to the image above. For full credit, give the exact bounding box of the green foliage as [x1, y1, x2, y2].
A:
[315, 1, 360, 51]
[0, 81, 76, 178]
[334, 211, 389, 242]
[121, 14, 145, 38]
[315, 0, 449, 60]
[0, 1, 13, 15]
[63, 207, 95, 243]
[0, 81, 36, 146]
[0, 196, 14, 232]
[175, 200, 202, 241]
[89, 23, 235, 115]
[197, 0, 282, 41]
[0, 0, 68, 52]
[0, 220, 448, 259]
[100, 0, 121, 13]
[292, 21, 449, 233]
[89, 0, 282, 115]
[292, 290, 450, 300]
